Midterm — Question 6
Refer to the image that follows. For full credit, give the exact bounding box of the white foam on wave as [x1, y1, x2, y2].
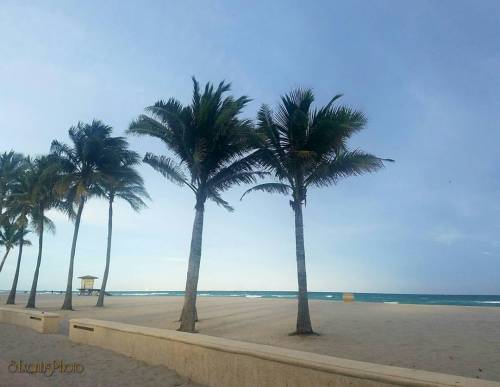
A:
[118, 292, 171, 296]
[474, 301, 500, 304]
[245, 295, 262, 298]
[384, 301, 399, 304]
[121, 293, 152, 296]
[325, 295, 333, 298]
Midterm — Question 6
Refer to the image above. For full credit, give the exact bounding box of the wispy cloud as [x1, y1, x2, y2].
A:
[431, 228, 464, 245]
[431, 227, 498, 249]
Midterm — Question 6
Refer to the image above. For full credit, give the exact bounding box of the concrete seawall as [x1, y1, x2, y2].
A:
[69, 318, 500, 387]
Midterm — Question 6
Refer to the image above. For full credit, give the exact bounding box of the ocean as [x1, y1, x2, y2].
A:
[3, 290, 499, 307]
[87, 290, 500, 307]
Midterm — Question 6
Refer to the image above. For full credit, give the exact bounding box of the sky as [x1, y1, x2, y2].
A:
[0, 0, 499, 294]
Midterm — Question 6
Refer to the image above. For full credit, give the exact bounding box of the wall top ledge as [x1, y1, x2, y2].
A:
[0, 307, 59, 318]
[69, 318, 500, 387]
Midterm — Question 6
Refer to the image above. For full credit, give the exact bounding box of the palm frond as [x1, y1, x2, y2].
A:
[128, 114, 173, 143]
[143, 153, 192, 189]
[50, 140, 77, 163]
[240, 183, 292, 200]
[116, 191, 148, 212]
[207, 190, 234, 212]
[305, 150, 388, 188]
[207, 150, 267, 191]
[211, 171, 268, 192]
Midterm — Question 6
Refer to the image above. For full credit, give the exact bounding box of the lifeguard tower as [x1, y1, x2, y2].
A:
[77, 275, 99, 296]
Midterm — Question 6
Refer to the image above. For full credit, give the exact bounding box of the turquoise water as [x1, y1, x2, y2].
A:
[3, 290, 498, 307]
[99, 290, 500, 307]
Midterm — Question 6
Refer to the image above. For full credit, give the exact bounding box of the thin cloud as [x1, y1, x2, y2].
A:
[431, 228, 464, 245]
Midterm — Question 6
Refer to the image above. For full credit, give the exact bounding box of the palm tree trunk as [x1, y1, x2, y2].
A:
[0, 248, 11, 273]
[179, 304, 198, 322]
[6, 238, 23, 304]
[96, 196, 113, 307]
[179, 203, 205, 332]
[293, 202, 314, 334]
[62, 197, 85, 310]
[26, 221, 43, 309]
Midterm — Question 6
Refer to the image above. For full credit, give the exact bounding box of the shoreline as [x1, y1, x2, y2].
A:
[1, 290, 500, 308]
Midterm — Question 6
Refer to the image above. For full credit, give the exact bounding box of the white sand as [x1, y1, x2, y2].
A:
[1, 293, 499, 382]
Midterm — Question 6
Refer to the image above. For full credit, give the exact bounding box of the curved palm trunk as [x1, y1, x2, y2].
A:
[26, 221, 44, 309]
[179, 204, 205, 332]
[62, 197, 85, 310]
[293, 202, 314, 334]
[96, 196, 113, 307]
[6, 238, 23, 304]
[0, 248, 11, 273]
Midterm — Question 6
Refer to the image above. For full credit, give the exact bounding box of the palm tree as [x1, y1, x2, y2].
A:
[52, 120, 128, 310]
[0, 151, 25, 216]
[0, 218, 29, 272]
[5, 163, 33, 305]
[6, 228, 31, 304]
[242, 89, 393, 334]
[12, 156, 65, 309]
[96, 145, 149, 307]
[128, 77, 263, 332]
[0, 151, 26, 275]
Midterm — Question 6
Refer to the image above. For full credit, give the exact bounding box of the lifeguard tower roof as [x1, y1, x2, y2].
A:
[78, 275, 98, 279]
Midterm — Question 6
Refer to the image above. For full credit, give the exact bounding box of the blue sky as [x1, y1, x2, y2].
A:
[1, 0, 499, 294]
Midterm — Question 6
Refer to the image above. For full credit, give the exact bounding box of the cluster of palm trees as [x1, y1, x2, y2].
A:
[0, 123, 148, 309]
[1, 77, 392, 335]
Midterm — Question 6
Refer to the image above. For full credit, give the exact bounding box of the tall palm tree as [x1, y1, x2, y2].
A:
[96, 146, 149, 307]
[12, 156, 65, 309]
[128, 77, 263, 332]
[242, 89, 393, 334]
[52, 120, 128, 310]
[5, 163, 33, 305]
[6, 227, 31, 305]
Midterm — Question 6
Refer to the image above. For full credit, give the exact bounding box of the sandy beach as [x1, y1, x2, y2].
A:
[0, 294, 499, 383]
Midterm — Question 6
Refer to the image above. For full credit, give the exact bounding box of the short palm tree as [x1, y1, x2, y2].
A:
[96, 146, 149, 307]
[11, 155, 66, 309]
[242, 89, 393, 334]
[0, 151, 27, 276]
[5, 227, 31, 305]
[0, 218, 29, 272]
[52, 120, 127, 310]
[128, 78, 263, 332]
